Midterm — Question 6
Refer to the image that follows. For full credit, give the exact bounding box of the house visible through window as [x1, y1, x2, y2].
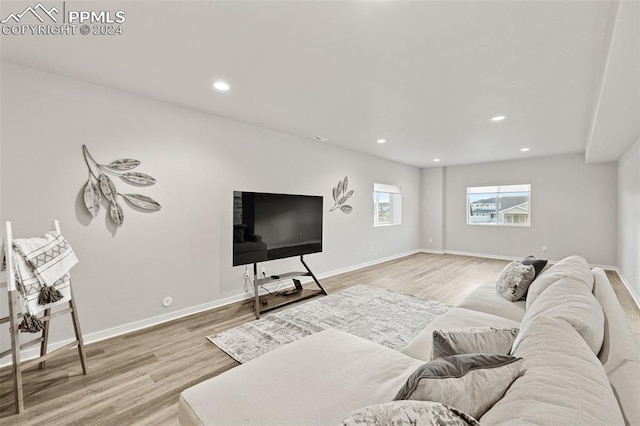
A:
[467, 184, 531, 226]
[374, 183, 402, 226]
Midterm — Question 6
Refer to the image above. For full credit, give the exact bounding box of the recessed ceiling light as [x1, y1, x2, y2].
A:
[520, 147, 530, 152]
[433, 158, 441, 162]
[491, 115, 506, 122]
[377, 139, 386, 144]
[314, 136, 329, 142]
[212, 81, 230, 91]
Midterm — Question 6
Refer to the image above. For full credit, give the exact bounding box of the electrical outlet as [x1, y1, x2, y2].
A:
[261, 267, 267, 276]
[428, 238, 433, 243]
[370, 246, 374, 253]
[542, 245, 548, 253]
[244, 269, 250, 279]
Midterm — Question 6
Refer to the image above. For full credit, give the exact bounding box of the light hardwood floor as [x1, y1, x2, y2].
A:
[1, 253, 639, 425]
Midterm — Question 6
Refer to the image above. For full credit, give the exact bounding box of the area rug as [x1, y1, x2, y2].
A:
[207, 284, 451, 363]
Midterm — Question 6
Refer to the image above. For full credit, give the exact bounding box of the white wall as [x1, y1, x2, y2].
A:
[0, 63, 421, 349]
[420, 167, 445, 251]
[618, 139, 640, 300]
[421, 154, 618, 265]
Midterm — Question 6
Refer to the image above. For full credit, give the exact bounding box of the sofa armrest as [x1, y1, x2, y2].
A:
[592, 268, 640, 370]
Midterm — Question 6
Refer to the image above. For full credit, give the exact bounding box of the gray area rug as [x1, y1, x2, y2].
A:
[207, 284, 451, 363]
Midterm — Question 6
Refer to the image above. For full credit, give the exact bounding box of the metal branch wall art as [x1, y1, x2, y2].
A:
[81, 145, 161, 227]
[330, 176, 354, 214]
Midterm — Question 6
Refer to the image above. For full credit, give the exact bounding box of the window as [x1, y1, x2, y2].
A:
[467, 184, 531, 226]
[374, 183, 402, 226]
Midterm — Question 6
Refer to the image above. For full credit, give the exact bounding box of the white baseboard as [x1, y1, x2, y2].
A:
[1, 248, 423, 367]
[318, 249, 423, 279]
[5, 247, 630, 367]
[0, 291, 251, 367]
[421, 249, 619, 271]
[437, 249, 521, 262]
[420, 249, 445, 255]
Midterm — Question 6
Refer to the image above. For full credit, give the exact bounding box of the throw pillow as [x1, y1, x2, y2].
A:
[520, 255, 548, 278]
[341, 401, 480, 426]
[394, 353, 523, 419]
[432, 327, 519, 359]
[495, 261, 535, 301]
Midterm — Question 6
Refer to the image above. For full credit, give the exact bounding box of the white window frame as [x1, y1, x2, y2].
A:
[373, 183, 402, 227]
[466, 184, 531, 227]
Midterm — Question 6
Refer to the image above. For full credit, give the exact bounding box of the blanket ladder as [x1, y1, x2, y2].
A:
[0, 220, 88, 414]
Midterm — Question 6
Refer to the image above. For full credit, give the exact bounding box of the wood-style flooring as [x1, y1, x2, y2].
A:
[1, 253, 639, 425]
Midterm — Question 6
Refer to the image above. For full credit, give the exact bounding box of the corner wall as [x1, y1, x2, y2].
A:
[420, 167, 445, 251]
[618, 139, 640, 300]
[421, 154, 618, 266]
[0, 63, 421, 349]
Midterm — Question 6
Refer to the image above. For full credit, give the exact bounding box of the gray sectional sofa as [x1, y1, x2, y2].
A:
[178, 255, 640, 425]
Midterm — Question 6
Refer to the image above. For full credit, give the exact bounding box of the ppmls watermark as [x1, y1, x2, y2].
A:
[1, 2, 126, 36]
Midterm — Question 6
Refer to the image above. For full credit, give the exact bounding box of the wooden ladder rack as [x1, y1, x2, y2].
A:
[0, 220, 88, 414]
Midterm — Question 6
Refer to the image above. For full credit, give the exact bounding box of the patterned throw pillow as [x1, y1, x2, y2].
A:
[432, 327, 519, 359]
[495, 261, 535, 301]
[394, 353, 523, 419]
[341, 400, 480, 426]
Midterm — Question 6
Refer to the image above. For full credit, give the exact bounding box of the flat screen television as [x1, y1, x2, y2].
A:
[233, 191, 323, 266]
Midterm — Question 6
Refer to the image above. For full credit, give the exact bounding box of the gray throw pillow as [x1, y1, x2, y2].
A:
[520, 255, 548, 278]
[432, 327, 519, 359]
[495, 261, 535, 301]
[394, 353, 523, 419]
[341, 400, 480, 426]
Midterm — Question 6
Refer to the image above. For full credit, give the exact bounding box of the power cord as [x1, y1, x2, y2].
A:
[244, 272, 254, 298]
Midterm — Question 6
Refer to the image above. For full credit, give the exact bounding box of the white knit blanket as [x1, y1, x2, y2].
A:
[12, 231, 78, 315]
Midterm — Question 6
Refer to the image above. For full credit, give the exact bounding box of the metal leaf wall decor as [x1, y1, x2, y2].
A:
[330, 176, 354, 214]
[81, 145, 161, 227]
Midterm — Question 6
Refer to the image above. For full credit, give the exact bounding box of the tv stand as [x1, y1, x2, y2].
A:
[252, 256, 327, 319]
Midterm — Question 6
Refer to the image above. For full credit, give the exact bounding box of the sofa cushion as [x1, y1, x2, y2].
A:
[480, 316, 624, 425]
[432, 327, 519, 359]
[520, 255, 548, 278]
[341, 401, 480, 426]
[519, 277, 604, 354]
[608, 359, 640, 426]
[394, 353, 523, 420]
[402, 308, 520, 361]
[458, 283, 527, 322]
[590, 268, 640, 425]
[525, 255, 593, 309]
[178, 329, 424, 426]
[592, 268, 640, 371]
[495, 261, 535, 301]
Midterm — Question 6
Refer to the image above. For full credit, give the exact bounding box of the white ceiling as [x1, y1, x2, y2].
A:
[1, 0, 638, 168]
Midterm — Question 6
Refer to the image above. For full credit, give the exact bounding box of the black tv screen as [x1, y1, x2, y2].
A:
[233, 191, 323, 266]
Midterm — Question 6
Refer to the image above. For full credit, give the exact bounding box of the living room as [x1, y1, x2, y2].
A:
[1, 1, 639, 424]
